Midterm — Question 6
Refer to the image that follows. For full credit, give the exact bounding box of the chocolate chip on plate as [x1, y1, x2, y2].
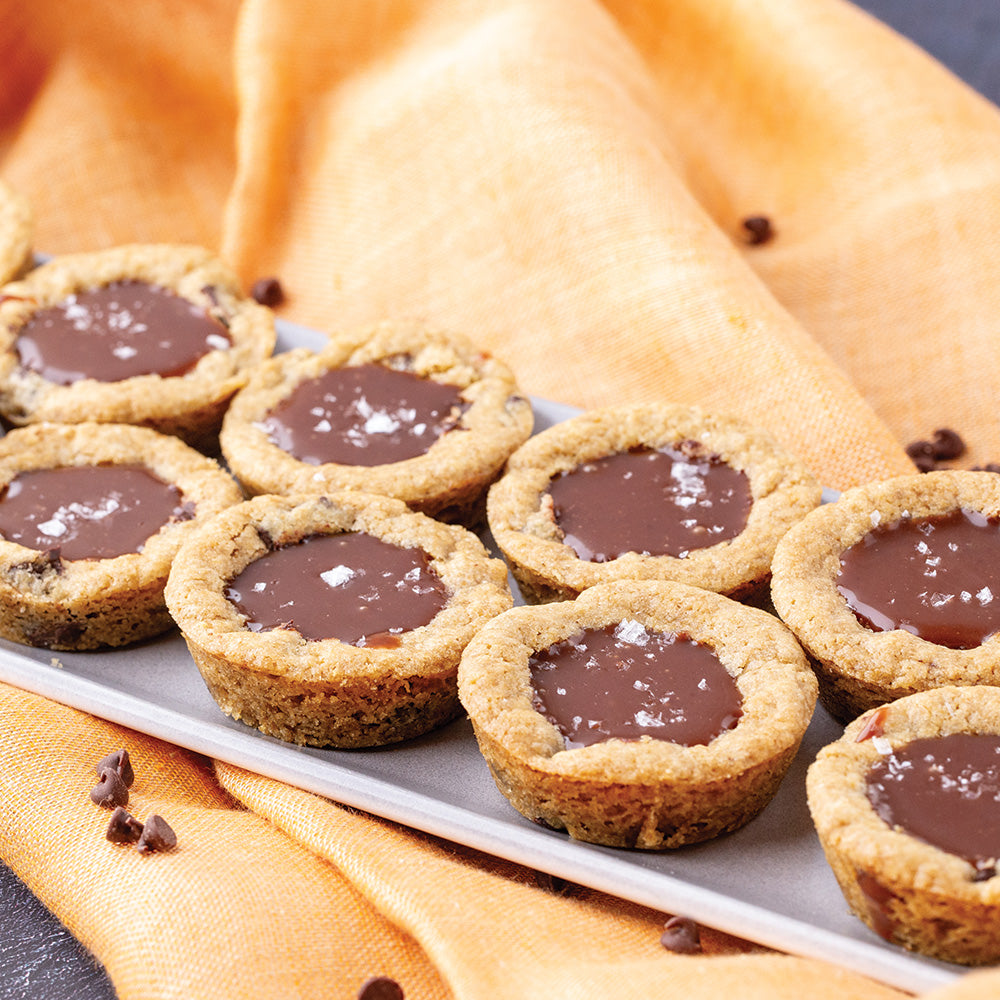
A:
[90, 768, 129, 809]
[135, 814, 177, 854]
[660, 915, 703, 954]
[741, 215, 774, 245]
[250, 276, 285, 308]
[96, 748, 135, 788]
[106, 806, 144, 845]
[356, 975, 404, 1000]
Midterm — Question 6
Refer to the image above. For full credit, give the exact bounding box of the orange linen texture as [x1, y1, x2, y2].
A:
[2, 0, 1000, 997]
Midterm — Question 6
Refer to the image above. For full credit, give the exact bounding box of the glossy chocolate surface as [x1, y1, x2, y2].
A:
[837, 508, 1000, 649]
[0, 465, 186, 560]
[547, 444, 751, 562]
[15, 281, 231, 384]
[866, 733, 1000, 870]
[224, 531, 449, 645]
[259, 364, 466, 467]
[529, 620, 743, 748]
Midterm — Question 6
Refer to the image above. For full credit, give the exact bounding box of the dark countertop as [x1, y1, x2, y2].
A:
[2, 3, 998, 996]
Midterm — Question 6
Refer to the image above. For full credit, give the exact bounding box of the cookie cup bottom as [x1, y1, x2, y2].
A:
[807, 686, 1000, 965]
[165, 491, 512, 748]
[458, 580, 817, 848]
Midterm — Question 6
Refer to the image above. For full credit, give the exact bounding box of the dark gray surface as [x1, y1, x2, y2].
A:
[2, 3, 998, 997]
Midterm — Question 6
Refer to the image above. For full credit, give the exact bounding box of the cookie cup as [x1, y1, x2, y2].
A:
[807, 686, 1000, 965]
[0, 180, 33, 283]
[0, 422, 243, 650]
[0, 244, 276, 449]
[457, 579, 817, 848]
[219, 322, 533, 524]
[486, 403, 821, 603]
[771, 471, 1000, 722]
[164, 491, 513, 748]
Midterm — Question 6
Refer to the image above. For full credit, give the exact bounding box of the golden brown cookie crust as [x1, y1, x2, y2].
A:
[0, 422, 243, 650]
[486, 403, 822, 603]
[219, 322, 533, 524]
[0, 244, 276, 449]
[0, 180, 33, 284]
[807, 686, 1000, 965]
[457, 579, 817, 848]
[164, 491, 513, 748]
[771, 471, 1000, 722]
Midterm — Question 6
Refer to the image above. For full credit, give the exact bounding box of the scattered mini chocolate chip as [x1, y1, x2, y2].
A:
[105, 806, 144, 845]
[905, 439, 935, 461]
[135, 814, 177, 854]
[250, 276, 285, 308]
[741, 215, 774, 246]
[905, 439, 942, 472]
[90, 768, 129, 809]
[96, 749, 135, 788]
[356, 976, 404, 1000]
[533, 869, 574, 895]
[931, 428, 965, 460]
[660, 915, 702, 954]
[972, 463, 1000, 474]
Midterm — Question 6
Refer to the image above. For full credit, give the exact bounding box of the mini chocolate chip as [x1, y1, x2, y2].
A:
[972, 463, 1000, 474]
[660, 916, 702, 954]
[136, 814, 177, 854]
[250, 277, 285, 308]
[931, 428, 965, 460]
[533, 870, 574, 895]
[24, 621, 83, 648]
[90, 768, 129, 809]
[531, 816, 564, 832]
[256, 527, 276, 551]
[973, 860, 997, 882]
[12, 548, 63, 577]
[96, 749, 135, 788]
[741, 215, 774, 245]
[905, 439, 936, 460]
[356, 976, 404, 1000]
[106, 806, 144, 845]
[912, 453, 938, 473]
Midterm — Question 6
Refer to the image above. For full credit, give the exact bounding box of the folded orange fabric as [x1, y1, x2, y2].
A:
[2, 0, 1000, 997]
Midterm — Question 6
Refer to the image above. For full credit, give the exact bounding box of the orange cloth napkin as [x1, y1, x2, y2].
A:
[3, 0, 1000, 997]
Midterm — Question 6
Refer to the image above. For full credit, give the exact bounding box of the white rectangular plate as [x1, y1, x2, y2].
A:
[0, 319, 970, 994]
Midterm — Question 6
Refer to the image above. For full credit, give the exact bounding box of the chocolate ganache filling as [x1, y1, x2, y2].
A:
[0, 465, 189, 560]
[866, 733, 1000, 873]
[546, 444, 751, 562]
[15, 281, 232, 385]
[528, 620, 743, 749]
[258, 364, 467, 467]
[836, 508, 1000, 649]
[224, 531, 449, 645]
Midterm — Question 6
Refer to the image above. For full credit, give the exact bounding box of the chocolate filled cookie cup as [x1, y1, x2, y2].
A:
[771, 471, 1000, 722]
[486, 403, 821, 603]
[457, 580, 817, 849]
[0, 244, 276, 450]
[164, 491, 513, 748]
[219, 322, 533, 525]
[0, 180, 33, 283]
[807, 686, 1000, 965]
[0, 422, 243, 650]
